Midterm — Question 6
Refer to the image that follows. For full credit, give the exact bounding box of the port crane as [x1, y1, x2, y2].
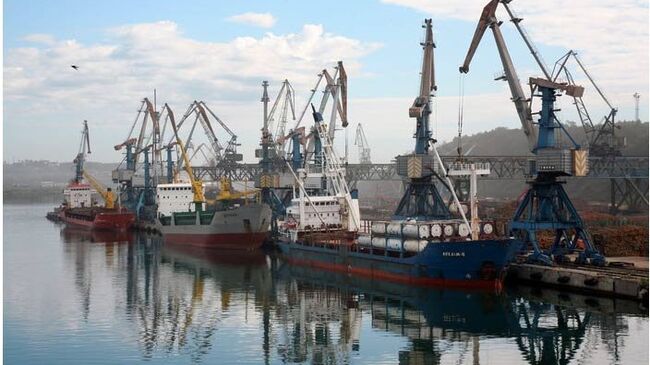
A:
[82, 171, 116, 209]
[354, 123, 371, 164]
[189, 143, 212, 166]
[551, 50, 621, 157]
[393, 19, 453, 221]
[170, 101, 241, 175]
[460, 0, 605, 265]
[70, 120, 116, 209]
[291, 62, 349, 145]
[266, 79, 296, 154]
[73, 120, 91, 184]
[498, 1, 622, 157]
[163, 103, 205, 212]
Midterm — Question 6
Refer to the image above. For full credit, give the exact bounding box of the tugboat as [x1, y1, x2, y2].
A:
[57, 121, 135, 231]
[276, 20, 521, 289]
[155, 104, 271, 250]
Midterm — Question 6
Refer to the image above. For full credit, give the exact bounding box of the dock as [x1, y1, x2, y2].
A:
[507, 256, 648, 302]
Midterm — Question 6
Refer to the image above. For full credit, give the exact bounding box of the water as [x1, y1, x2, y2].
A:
[4, 204, 649, 364]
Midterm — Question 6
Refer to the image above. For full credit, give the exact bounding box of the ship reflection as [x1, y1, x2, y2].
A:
[61, 231, 647, 364]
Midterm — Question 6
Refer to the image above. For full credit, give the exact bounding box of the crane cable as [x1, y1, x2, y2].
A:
[457, 73, 466, 159]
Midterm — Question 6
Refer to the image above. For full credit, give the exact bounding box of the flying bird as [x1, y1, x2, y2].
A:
[71, 65, 79, 70]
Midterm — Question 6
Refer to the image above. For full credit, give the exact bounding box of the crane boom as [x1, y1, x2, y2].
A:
[409, 19, 436, 120]
[194, 101, 223, 159]
[459, 0, 537, 152]
[83, 171, 115, 209]
[164, 103, 204, 210]
[501, 0, 551, 80]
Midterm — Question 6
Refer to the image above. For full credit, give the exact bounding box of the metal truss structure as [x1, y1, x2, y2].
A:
[192, 155, 648, 212]
[193, 155, 648, 181]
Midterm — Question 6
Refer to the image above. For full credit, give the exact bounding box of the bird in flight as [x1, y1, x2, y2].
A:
[71, 65, 79, 70]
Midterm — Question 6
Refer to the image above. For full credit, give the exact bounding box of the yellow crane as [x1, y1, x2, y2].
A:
[215, 177, 259, 201]
[82, 171, 116, 209]
[163, 103, 205, 211]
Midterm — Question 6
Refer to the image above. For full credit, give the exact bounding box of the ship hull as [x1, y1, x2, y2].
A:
[60, 207, 135, 231]
[277, 238, 520, 289]
[159, 204, 272, 250]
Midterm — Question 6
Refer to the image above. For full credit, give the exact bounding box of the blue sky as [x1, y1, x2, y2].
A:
[4, 0, 648, 163]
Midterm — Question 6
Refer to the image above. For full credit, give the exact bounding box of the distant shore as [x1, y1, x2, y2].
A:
[4, 186, 63, 204]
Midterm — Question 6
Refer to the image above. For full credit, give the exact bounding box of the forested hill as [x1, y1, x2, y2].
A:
[437, 121, 648, 157]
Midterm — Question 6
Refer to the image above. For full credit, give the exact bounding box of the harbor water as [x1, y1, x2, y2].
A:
[4, 204, 649, 364]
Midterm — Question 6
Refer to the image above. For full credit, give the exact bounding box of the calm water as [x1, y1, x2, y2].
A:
[4, 204, 649, 365]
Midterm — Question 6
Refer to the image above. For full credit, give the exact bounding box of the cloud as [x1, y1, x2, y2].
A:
[227, 12, 277, 28]
[4, 21, 381, 162]
[22, 33, 57, 45]
[382, 0, 649, 103]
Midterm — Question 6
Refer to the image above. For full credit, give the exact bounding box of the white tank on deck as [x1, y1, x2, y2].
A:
[482, 222, 494, 235]
[371, 222, 387, 235]
[386, 238, 403, 251]
[358, 235, 372, 246]
[402, 224, 430, 239]
[372, 237, 387, 249]
[458, 223, 470, 237]
[431, 224, 442, 238]
[386, 223, 403, 236]
[443, 224, 455, 237]
[403, 239, 428, 252]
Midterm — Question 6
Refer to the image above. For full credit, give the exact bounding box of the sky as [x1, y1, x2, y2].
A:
[3, 0, 649, 163]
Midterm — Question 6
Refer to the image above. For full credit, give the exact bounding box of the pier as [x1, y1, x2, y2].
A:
[507, 256, 648, 302]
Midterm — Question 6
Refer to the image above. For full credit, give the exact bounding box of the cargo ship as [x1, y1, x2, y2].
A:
[155, 104, 272, 250]
[57, 121, 135, 231]
[156, 182, 271, 249]
[276, 20, 520, 289]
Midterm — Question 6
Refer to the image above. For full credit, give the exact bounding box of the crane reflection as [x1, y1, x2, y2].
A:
[60, 230, 647, 364]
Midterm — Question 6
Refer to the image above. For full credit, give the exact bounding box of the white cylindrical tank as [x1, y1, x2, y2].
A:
[458, 223, 470, 237]
[386, 238, 403, 251]
[403, 239, 428, 252]
[358, 235, 372, 246]
[402, 224, 418, 239]
[418, 224, 430, 239]
[372, 237, 387, 249]
[386, 223, 403, 236]
[443, 224, 455, 237]
[482, 222, 494, 235]
[371, 222, 387, 235]
[431, 224, 442, 238]
[402, 224, 429, 239]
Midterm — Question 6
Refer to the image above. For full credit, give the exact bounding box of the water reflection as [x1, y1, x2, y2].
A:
[60, 231, 648, 364]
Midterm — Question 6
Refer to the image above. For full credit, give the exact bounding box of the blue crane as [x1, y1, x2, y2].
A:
[393, 19, 451, 221]
[459, 0, 605, 265]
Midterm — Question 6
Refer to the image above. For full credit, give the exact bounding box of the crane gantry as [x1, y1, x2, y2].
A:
[460, 0, 605, 265]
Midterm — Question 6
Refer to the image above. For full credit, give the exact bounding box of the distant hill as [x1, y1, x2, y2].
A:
[3, 160, 116, 188]
[438, 120, 648, 157]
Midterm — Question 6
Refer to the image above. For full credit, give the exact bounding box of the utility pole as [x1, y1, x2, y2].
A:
[633, 92, 640, 122]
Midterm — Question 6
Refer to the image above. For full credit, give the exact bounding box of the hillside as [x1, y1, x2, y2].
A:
[438, 120, 648, 157]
